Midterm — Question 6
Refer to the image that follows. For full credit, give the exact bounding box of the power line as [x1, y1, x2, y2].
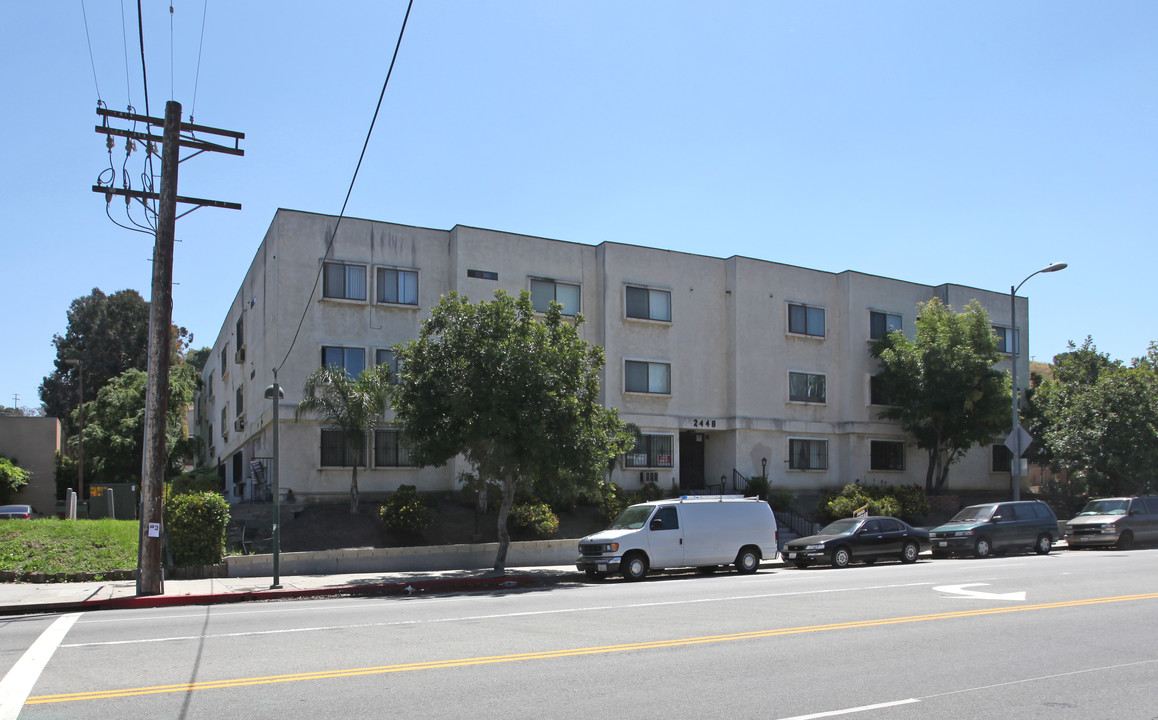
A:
[190, 0, 208, 122]
[120, 0, 133, 107]
[79, 0, 103, 103]
[136, 0, 150, 116]
[277, 0, 416, 375]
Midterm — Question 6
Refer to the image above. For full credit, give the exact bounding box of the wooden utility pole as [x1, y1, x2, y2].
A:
[93, 102, 243, 596]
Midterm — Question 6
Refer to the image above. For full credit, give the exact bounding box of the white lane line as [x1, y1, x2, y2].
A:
[0, 613, 80, 720]
[777, 698, 920, 719]
[63, 582, 933, 647]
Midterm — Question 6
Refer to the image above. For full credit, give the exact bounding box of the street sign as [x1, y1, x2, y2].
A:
[1004, 423, 1034, 458]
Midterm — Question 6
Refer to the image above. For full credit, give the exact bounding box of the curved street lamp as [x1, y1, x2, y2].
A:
[1010, 262, 1067, 501]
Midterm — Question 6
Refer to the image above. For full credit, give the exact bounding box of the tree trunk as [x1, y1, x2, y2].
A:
[493, 475, 517, 573]
[349, 464, 359, 514]
[924, 448, 937, 494]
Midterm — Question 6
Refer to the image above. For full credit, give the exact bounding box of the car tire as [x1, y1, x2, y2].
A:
[735, 546, 760, 574]
[901, 541, 920, 564]
[622, 552, 648, 581]
[974, 537, 992, 558]
[1034, 533, 1053, 555]
[1117, 531, 1134, 551]
[832, 546, 852, 568]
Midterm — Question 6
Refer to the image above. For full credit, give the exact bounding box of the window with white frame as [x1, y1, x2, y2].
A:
[789, 438, 828, 470]
[374, 429, 413, 467]
[323, 262, 367, 301]
[322, 346, 366, 378]
[869, 375, 894, 406]
[220, 344, 229, 375]
[870, 440, 905, 471]
[530, 278, 580, 315]
[788, 303, 825, 337]
[376, 348, 401, 384]
[789, 372, 826, 403]
[869, 311, 902, 340]
[625, 286, 672, 322]
[376, 267, 418, 305]
[321, 429, 364, 467]
[992, 326, 1019, 354]
[625, 360, 671, 394]
[624, 434, 674, 468]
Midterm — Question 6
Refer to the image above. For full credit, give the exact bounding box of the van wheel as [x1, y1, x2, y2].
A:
[901, 541, 920, 564]
[974, 537, 992, 558]
[1117, 531, 1134, 551]
[735, 547, 760, 574]
[622, 552, 648, 581]
[1035, 534, 1053, 555]
[832, 546, 852, 568]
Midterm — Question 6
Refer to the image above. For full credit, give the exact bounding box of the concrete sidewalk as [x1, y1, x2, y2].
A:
[0, 565, 592, 616]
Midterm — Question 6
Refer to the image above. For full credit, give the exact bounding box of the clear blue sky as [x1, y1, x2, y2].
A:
[3, 2, 1155, 414]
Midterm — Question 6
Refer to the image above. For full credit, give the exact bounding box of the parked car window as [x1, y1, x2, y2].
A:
[863, 519, 883, 533]
[949, 505, 995, 522]
[1145, 498, 1158, 514]
[1076, 499, 1130, 516]
[881, 519, 904, 532]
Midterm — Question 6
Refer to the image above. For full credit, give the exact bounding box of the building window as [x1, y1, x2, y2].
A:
[869, 375, 894, 406]
[624, 434, 674, 468]
[625, 360, 671, 394]
[321, 429, 364, 467]
[625, 286, 672, 322]
[789, 372, 826, 403]
[870, 440, 905, 471]
[322, 346, 366, 378]
[235, 386, 244, 417]
[220, 406, 227, 437]
[376, 348, 401, 383]
[323, 262, 367, 301]
[376, 267, 418, 305]
[530, 278, 580, 316]
[467, 269, 498, 281]
[993, 326, 1019, 354]
[220, 344, 229, 375]
[992, 445, 1012, 473]
[374, 429, 413, 467]
[789, 439, 828, 470]
[869, 311, 902, 340]
[788, 303, 825, 337]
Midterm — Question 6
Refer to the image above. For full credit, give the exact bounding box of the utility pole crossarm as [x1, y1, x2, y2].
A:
[91, 185, 242, 210]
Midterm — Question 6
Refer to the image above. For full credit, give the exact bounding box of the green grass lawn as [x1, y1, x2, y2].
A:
[0, 519, 139, 575]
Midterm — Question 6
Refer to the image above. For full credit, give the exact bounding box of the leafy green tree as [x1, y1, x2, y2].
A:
[1033, 338, 1158, 496]
[870, 298, 1009, 494]
[295, 365, 392, 514]
[39, 288, 192, 432]
[75, 365, 199, 484]
[0, 457, 30, 504]
[391, 290, 635, 573]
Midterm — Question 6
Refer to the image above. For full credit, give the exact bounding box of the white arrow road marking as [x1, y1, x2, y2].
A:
[933, 583, 1026, 601]
[0, 613, 80, 720]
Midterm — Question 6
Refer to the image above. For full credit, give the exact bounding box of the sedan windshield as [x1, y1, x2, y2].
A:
[610, 505, 654, 530]
[949, 505, 995, 522]
[1076, 499, 1129, 516]
[817, 518, 862, 536]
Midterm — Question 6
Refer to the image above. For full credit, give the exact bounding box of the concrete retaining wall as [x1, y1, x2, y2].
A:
[226, 538, 579, 577]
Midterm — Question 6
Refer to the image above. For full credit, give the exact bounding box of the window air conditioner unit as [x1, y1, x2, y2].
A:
[234, 346, 246, 364]
[640, 471, 658, 484]
[234, 418, 245, 432]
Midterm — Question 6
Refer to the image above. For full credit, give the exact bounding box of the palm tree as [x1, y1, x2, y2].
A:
[295, 365, 391, 513]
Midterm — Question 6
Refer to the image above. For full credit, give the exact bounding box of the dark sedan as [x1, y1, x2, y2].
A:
[781, 516, 929, 568]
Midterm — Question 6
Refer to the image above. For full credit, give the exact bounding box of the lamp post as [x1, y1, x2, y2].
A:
[63, 359, 84, 513]
[1010, 262, 1067, 501]
[264, 375, 285, 589]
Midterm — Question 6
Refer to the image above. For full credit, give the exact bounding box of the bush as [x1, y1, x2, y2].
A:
[380, 485, 435, 536]
[164, 491, 230, 567]
[819, 484, 899, 523]
[509, 503, 560, 538]
[0, 457, 29, 505]
[596, 481, 629, 524]
[766, 488, 794, 512]
[744, 475, 770, 501]
[169, 467, 222, 497]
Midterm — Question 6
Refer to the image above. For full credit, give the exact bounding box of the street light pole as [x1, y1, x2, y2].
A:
[64, 359, 84, 513]
[265, 376, 285, 589]
[1010, 262, 1067, 501]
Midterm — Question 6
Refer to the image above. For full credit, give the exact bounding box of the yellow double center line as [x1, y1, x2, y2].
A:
[29, 591, 1158, 705]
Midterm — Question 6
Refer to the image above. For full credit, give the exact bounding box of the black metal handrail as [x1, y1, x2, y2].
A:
[775, 507, 819, 538]
[732, 469, 750, 494]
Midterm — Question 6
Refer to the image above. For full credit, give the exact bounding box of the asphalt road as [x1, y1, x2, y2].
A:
[4, 547, 1157, 719]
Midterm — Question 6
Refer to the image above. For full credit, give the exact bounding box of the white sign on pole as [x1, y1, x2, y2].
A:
[1004, 424, 1034, 458]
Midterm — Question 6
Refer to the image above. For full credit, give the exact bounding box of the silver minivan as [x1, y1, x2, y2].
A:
[1066, 496, 1158, 550]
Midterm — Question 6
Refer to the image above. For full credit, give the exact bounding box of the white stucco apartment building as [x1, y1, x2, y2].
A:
[194, 209, 1029, 504]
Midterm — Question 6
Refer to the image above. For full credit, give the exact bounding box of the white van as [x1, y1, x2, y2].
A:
[576, 496, 779, 580]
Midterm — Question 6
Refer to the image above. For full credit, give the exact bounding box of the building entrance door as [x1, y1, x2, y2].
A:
[678, 431, 705, 491]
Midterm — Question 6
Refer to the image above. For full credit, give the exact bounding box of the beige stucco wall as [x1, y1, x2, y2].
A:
[0, 416, 61, 514]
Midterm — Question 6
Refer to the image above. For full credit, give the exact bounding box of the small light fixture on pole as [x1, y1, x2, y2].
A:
[63, 359, 84, 514]
[1010, 262, 1067, 501]
[264, 375, 285, 589]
